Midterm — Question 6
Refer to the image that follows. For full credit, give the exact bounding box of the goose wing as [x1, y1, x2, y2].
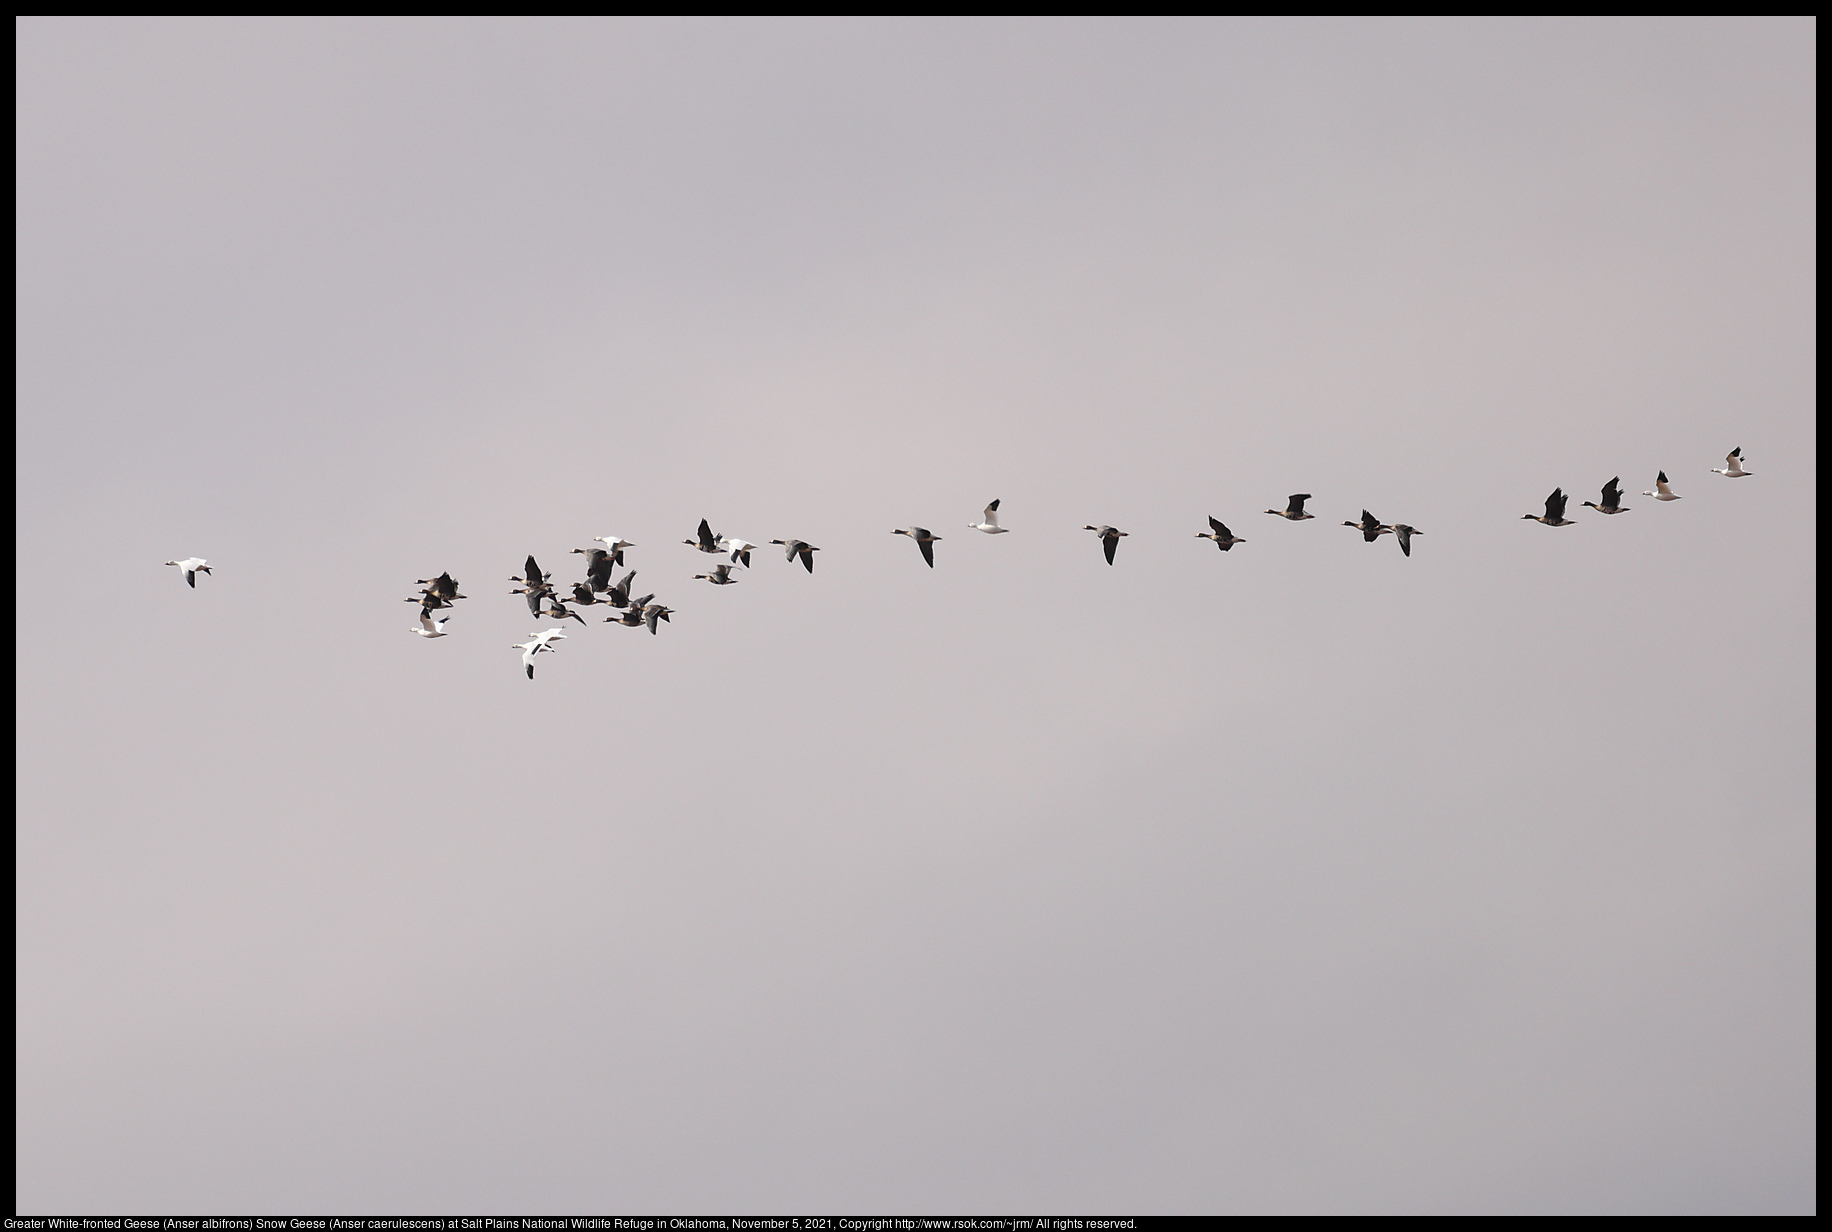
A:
[983, 500, 1001, 527]
[1544, 489, 1566, 520]
[1287, 494, 1311, 516]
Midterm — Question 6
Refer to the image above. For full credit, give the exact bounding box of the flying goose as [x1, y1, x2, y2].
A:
[968, 500, 1009, 534]
[568, 582, 608, 606]
[694, 563, 740, 585]
[415, 572, 465, 603]
[165, 558, 212, 588]
[641, 603, 673, 635]
[605, 594, 657, 626]
[592, 535, 635, 566]
[1083, 525, 1128, 564]
[717, 536, 758, 568]
[893, 527, 941, 568]
[1391, 525, 1422, 557]
[1710, 448, 1752, 478]
[605, 570, 638, 609]
[1581, 478, 1630, 515]
[541, 598, 587, 626]
[1196, 517, 1245, 551]
[770, 539, 820, 572]
[1643, 472, 1682, 501]
[410, 612, 450, 638]
[1342, 511, 1393, 543]
[1265, 495, 1315, 521]
[1522, 489, 1576, 526]
[510, 556, 555, 616]
[512, 629, 566, 679]
[684, 519, 723, 554]
[571, 547, 616, 591]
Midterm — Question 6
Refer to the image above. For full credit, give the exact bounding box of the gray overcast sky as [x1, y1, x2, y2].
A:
[16, 17, 1814, 1215]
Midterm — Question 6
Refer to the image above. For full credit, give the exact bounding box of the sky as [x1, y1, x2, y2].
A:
[15, 16, 1815, 1215]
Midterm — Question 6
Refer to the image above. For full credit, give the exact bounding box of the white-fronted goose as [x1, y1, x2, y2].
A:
[1581, 478, 1629, 515]
[1523, 489, 1576, 526]
[1083, 525, 1128, 564]
[1265, 495, 1315, 521]
[893, 527, 941, 568]
[1196, 517, 1245, 551]
[770, 539, 820, 572]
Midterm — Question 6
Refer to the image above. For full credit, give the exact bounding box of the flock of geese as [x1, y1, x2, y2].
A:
[164, 450, 1753, 680]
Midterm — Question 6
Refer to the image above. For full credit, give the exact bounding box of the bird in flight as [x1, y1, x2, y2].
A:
[165, 557, 212, 588]
[1522, 488, 1576, 526]
[770, 539, 820, 572]
[1196, 516, 1245, 551]
[893, 526, 941, 568]
[1710, 448, 1752, 478]
[1342, 510, 1393, 543]
[1084, 524, 1129, 564]
[1581, 478, 1629, 515]
[1265, 495, 1315, 521]
[968, 500, 1009, 534]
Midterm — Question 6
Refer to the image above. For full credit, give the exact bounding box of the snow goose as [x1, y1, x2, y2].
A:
[1522, 489, 1576, 526]
[592, 535, 635, 566]
[717, 536, 757, 568]
[1391, 525, 1422, 557]
[1265, 495, 1315, 521]
[1581, 478, 1630, 515]
[694, 563, 739, 585]
[165, 558, 212, 588]
[1643, 472, 1682, 501]
[770, 539, 820, 572]
[893, 527, 941, 568]
[1196, 517, 1245, 551]
[1342, 510, 1393, 543]
[411, 611, 450, 638]
[968, 500, 1009, 534]
[1083, 525, 1128, 565]
[1710, 448, 1752, 478]
[512, 629, 566, 679]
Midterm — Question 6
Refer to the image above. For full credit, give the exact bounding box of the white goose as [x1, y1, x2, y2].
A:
[593, 535, 636, 566]
[512, 629, 567, 679]
[717, 536, 758, 567]
[1710, 448, 1752, 478]
[165, 558, 212, 588]
[1643, 471, 1683, 501]
[411, 612, 450, 638]
[968, 500, 1009, 534]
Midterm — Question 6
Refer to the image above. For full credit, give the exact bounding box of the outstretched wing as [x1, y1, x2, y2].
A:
[917, 537, 935, 568]
[1102, 533, 1118, 565]
[697, 518, 717, 549]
